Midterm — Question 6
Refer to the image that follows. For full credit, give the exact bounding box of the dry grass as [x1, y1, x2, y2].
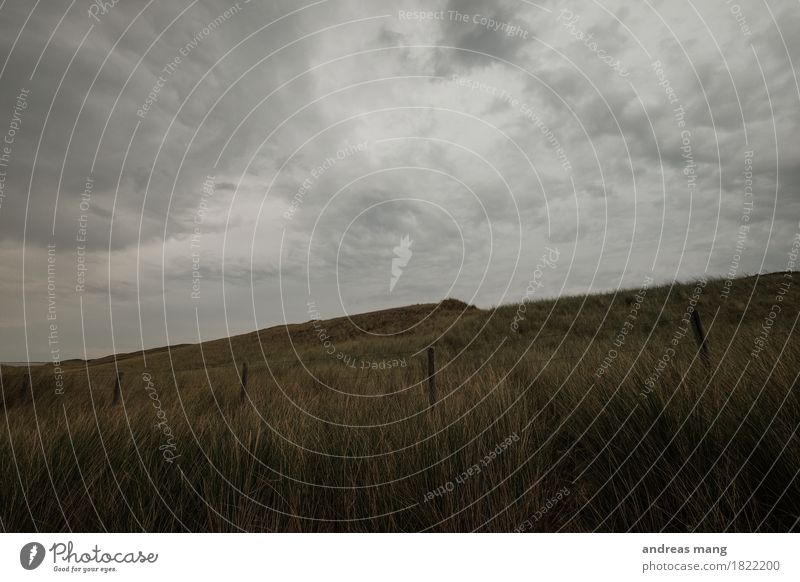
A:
[1, 273, 798, 532]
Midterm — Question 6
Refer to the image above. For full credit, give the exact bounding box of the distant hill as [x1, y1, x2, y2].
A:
[2, 271, 791, 380]
[2, 271, 798, 532]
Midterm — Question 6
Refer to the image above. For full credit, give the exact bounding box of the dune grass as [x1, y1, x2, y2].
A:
[1, 273, 798, 532]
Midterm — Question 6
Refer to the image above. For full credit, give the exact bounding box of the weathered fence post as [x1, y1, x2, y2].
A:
[690, 309, 710, 367]
[112, 371, 123, 406]
[240, 361, 249, 403]
[427, 346, 437, 405]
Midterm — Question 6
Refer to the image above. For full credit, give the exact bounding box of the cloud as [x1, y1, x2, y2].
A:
[1, 0, 798, 360]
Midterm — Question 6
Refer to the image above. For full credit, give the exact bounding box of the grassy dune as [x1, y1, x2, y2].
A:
[1, 273, 798, 532]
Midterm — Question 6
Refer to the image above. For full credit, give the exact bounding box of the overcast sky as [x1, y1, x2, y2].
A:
[0, 0, 798, 360]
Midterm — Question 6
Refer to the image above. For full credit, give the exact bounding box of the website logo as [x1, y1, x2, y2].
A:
[390, 234, 413, 293]
[20, 542, 46, 570]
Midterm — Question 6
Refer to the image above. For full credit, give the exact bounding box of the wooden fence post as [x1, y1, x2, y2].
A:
[113, 371, 123, 406]
[690, 309, 710, 367]
[240, 361, 249, 403]
[427, 346, 437, 405]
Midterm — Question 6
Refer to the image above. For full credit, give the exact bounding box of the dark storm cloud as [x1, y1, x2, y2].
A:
[0, 0, 320, 253]
[433, 0, 534, 74]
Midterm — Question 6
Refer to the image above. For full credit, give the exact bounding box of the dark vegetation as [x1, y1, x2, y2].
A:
[1, 273, 798, 532]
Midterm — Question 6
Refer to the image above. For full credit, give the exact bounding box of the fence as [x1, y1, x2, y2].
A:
[229, 346, 437, 405]
[12, 308, 713, 408]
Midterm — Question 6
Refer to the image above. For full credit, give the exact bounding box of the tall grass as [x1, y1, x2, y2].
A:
[1, 274, 798, 532]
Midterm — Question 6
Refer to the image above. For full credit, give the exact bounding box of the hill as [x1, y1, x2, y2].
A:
[1, 272, 798, 532]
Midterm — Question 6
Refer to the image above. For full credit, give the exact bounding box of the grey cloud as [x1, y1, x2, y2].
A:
[433, 0, 534, 74]
[2, 0, 799, 360]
